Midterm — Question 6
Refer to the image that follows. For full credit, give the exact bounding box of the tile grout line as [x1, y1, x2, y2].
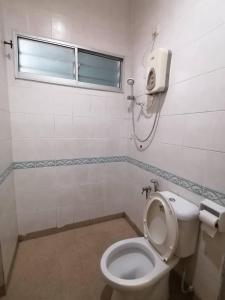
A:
[0, 156, 224, 206]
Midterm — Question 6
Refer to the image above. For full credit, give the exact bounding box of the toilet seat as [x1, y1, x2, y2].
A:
[143, 192, 179, 262]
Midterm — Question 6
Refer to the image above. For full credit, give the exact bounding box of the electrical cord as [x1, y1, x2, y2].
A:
[131, 29, 161, 150]
[133, 96, 162, 151]
[142, 30, 158, 68]
[139, 96, 156, 119]
[132, 93, 161, 143]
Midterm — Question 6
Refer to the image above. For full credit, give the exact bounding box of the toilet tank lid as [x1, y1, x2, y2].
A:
[159, 191, 199, 221]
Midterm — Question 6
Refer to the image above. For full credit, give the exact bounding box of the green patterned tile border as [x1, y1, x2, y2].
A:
[0, 163, 13, 185]
[1, 156, 225, 206]
[125, 156, 225, 206]
[13, 156, 126, 169]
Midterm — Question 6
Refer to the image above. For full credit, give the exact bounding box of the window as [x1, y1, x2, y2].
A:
[18, 37, 75, 80]
[15, 34, 123, 92]
[78, 49, 122, 88]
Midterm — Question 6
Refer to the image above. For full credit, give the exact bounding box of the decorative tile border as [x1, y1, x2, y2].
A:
[125, 156, 225, 206]
[1, 155, 225, 206]
[0, 164, 13, 185]
[13, 156, 126, 169]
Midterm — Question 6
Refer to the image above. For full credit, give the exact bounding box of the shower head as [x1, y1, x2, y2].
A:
[127, 78, 135, 101]
[127, 78, 135, 86]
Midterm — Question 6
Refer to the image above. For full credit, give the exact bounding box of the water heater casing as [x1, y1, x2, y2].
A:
[146, 48, 171, 95]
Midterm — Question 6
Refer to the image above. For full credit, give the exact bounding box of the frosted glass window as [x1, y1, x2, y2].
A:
[17, 37, 75, 80]
[78, 49, 122, 88]
[15, 34, 123, 92]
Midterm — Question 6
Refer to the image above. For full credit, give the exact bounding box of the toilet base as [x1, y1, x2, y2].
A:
[111, 274, 169, 300]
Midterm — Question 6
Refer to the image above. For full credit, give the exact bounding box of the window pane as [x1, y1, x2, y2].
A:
[78, 49, 122, 88]
[18, 37, 75, 80]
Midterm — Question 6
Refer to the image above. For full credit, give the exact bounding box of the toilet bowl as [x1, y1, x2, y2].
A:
[101, 237, 178, 300]
[100, 191, 199, 300]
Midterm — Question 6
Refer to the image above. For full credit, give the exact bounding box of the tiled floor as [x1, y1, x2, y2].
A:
[3, 218, 194, 300]
[3, 218, 137, 300]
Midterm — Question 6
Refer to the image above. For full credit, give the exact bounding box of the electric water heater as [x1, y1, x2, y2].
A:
[146, 48, 172, 95]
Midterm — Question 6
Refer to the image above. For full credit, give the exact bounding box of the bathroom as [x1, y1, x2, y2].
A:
[0, 0, 225, 299]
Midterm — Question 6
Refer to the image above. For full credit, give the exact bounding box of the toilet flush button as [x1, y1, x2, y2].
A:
[169, 197, 176, 202]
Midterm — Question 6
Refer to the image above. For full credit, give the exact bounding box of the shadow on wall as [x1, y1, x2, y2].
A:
[202, 232, 225, 300]
[202, 233, 224, 272]
[0, 244, 5, 296]
[218, 256, 225, 300]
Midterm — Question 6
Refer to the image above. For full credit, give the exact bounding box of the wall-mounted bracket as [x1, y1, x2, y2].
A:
[127, 95, 135, 101]
[3, 40, 13, 49]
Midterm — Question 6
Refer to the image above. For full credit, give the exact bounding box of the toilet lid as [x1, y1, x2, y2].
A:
[143, 192, 178, 262]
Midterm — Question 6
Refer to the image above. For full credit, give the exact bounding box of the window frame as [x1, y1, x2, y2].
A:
[14, 32, 124, 93]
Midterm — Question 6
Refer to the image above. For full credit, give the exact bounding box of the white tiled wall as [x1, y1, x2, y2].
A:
[2, 0, 131, 235]
[14, 162, 126, 234]
[0, 0, 18, 283]
[9, 86, 128, 161]
[128, 0, 225, 299]
[1, 0, 224, 298]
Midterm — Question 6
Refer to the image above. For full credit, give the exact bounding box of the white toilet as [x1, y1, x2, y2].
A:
[100, 191, 199, 300]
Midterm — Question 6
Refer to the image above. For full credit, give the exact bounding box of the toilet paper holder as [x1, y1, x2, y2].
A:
[200, 199, 225, 232]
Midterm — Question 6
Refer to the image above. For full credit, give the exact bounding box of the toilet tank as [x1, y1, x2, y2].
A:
[161, 191, 199, 258]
